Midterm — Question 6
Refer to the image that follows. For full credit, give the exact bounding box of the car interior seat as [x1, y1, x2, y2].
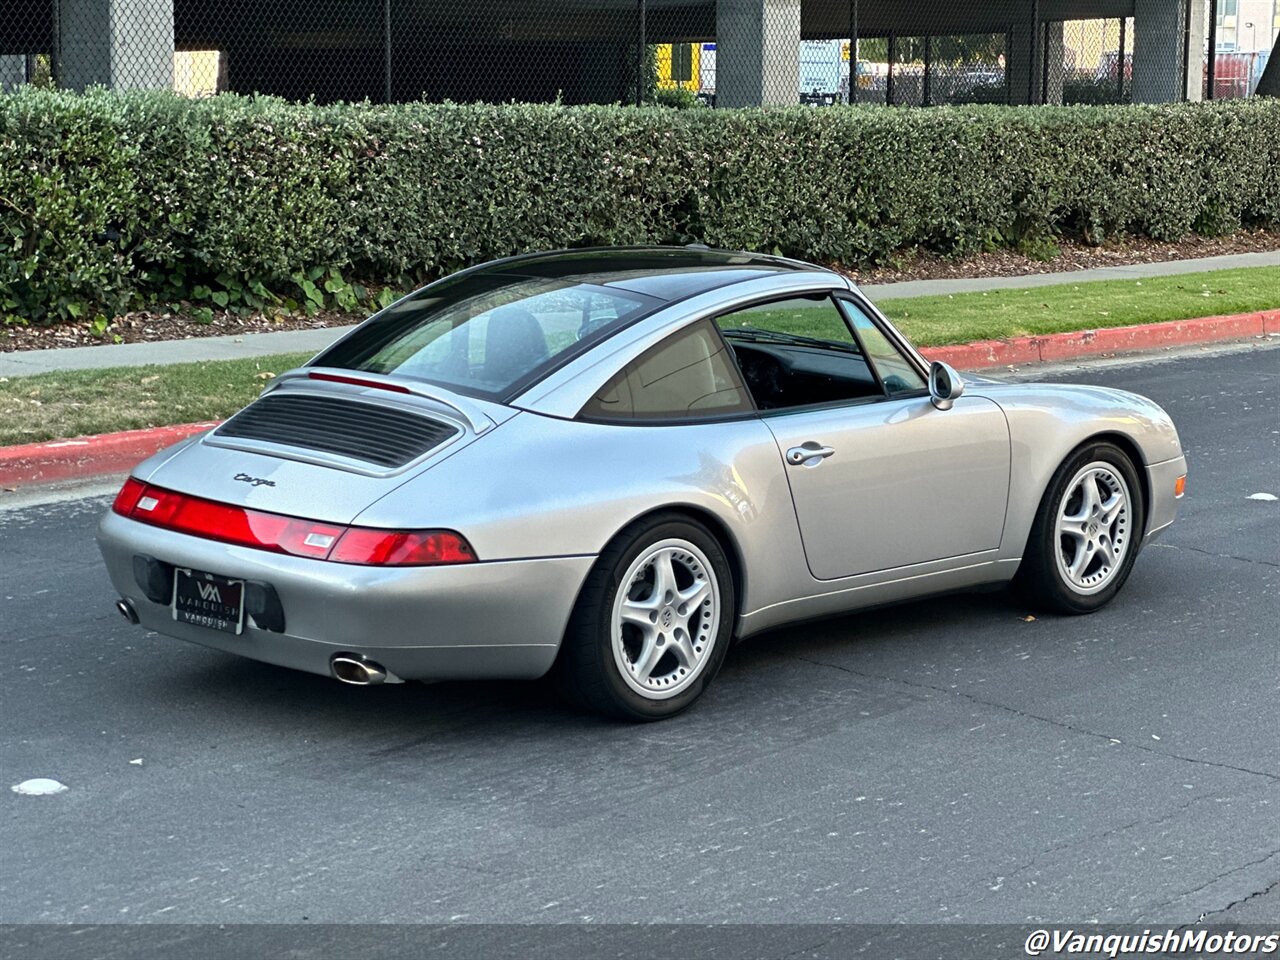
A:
[482, 306, 550, 384]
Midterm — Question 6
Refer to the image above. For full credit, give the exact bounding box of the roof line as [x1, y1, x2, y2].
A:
[475, 244, 834, 275]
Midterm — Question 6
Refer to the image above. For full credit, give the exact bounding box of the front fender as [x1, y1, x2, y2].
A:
[972, 382, 1184, 561]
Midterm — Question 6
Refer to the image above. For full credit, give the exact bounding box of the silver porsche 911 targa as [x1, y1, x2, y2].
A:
[99, 247, 1187, 719]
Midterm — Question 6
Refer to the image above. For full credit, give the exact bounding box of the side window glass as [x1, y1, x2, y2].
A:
[580, 320, 753, 421]
[715, 295, 882, 410]
[838, 300, 927, 396]
[717, 295, 858, 347]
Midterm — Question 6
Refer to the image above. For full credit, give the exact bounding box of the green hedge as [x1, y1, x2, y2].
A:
[2, 88, 1279, 325]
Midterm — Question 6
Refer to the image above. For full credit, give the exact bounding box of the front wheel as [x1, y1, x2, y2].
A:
[555, 514, 734, 721]
[1015, 441, 1145, 614]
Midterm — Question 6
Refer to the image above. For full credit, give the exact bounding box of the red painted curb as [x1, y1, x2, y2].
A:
[1, 310, 1275, 492]
[0, 422, 218, 490]
[1036, 311, 1270, 363]
[927, 310, 1275, 370]
[923, 338, 1043, 369]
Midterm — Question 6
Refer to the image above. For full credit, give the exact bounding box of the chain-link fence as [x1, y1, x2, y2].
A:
[2, 0, 1275, 106]
[1053, 18, 1134, 105]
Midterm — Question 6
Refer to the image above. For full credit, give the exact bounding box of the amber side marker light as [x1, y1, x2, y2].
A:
[1174, 475, 1187, 498]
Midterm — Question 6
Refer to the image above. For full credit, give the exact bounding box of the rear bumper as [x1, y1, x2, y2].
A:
[97, 511, 595, 681]
[1143, 454, 1188, 543]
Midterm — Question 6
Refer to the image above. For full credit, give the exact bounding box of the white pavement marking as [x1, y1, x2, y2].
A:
[12, 778, 69, 796]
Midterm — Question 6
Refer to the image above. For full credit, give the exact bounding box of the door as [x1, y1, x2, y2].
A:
[713, 292, 1010, 581]
[765, 394, 1010, 580]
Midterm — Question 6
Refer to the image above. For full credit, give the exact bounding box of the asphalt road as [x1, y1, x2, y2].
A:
[2, 343, 1277, 957]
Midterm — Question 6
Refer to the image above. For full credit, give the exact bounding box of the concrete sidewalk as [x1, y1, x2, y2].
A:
[862, 250, 1280, 299]
[1, 250, 1276, 378]
[0, 325, 349, 378]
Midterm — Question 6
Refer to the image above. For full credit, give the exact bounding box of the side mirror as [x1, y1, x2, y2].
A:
[928, 360, 965, 411]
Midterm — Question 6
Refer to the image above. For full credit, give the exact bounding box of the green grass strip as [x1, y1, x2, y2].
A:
[880, 266, 1280, 347]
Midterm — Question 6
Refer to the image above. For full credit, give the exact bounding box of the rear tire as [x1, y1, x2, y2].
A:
[555, 513, 734, 721]
[1015, 441, 1145, 615]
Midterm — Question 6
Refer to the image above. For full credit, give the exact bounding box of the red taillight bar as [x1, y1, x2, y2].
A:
[111, 478, 476, 566]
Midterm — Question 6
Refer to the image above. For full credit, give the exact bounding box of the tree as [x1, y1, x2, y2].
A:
[1256, 32, 1280, 97]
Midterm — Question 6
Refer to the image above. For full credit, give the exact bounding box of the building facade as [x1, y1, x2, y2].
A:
[3, 0, 1268, 105]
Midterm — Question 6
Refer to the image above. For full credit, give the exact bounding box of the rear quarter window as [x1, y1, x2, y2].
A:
[580, 320, 754, 422]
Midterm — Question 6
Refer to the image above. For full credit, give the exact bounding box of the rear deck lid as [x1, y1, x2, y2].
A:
[138, 369, 514, 525]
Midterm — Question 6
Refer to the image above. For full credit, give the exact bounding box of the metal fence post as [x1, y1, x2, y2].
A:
[1206, 0, 1217, 97]
[1006, 26, 1014, 103]
[50, 0, 61, 87]
[1029, 0, 1040, 103]
[636, 0, 646, 106]
[923, 34, 932, 105]
[848, 0, 858, 104]
[1180, 0, 1189, 99]
[886, 31, 896, 104]
[383, 0, 392, 103]
[1041, 20, 1048, 101]
[1119, 15, 1128, 101]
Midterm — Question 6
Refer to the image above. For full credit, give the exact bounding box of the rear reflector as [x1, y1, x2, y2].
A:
[111, 478, 476, 566]
[112, 477, 147, 516]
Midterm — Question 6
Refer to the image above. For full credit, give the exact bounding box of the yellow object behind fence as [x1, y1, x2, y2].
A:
[656, 43, 701, 89]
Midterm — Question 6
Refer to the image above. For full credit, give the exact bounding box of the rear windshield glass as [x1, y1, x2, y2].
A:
[312, 273, 659, 400]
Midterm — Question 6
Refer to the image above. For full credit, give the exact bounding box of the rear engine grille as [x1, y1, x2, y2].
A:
[215, 394, 458, 468]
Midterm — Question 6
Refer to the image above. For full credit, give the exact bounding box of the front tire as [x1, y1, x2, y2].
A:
[555, 514, 735, 721]
[1015, 441, 1145, 615]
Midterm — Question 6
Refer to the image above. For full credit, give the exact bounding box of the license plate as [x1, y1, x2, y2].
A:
[172, 568, 245, 636]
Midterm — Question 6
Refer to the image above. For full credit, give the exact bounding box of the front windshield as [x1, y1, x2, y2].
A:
[313, 273, 658, 399]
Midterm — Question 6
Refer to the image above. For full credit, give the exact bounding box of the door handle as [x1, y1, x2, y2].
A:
[786, 443, 836, 466]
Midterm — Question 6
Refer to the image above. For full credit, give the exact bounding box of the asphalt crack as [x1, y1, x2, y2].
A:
[1150, 542, 1280, 570]
[1205, 873, 1280, 920]
[795, 653, 1280, 921]
[774, 932, 845, 960]
[975, 785, 1271, 901]
[1154, 847, 1280, 915]
[791, 655, 1280, 784]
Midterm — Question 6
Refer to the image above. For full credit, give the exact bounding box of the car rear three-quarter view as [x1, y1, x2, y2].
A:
[98, 247, 1188, 720]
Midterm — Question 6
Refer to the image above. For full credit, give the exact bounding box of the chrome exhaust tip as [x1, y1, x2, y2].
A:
[331, 655, 388, 686]
[115, 599, 140, 625]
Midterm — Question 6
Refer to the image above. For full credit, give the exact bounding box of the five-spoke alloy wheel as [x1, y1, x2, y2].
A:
[1053, 462, 1133, 595]
[557, 515, 734, 720]
[1017, 441, 1145, 614]
[611, 539, 721, 699]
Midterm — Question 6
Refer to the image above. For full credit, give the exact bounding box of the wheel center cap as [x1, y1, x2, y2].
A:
[1088, 522, 1098, 536]
[660, 607, 675, 629]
